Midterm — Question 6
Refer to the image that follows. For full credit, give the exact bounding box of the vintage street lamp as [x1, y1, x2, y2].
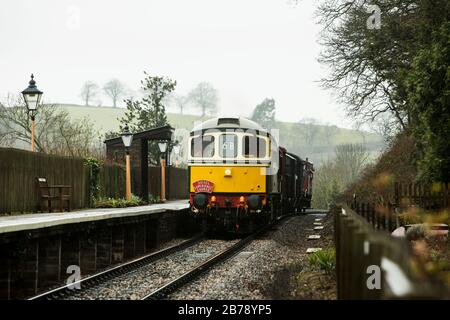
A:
[158, 141, 168, 202]
[173, 142, 180, 168]
[121, 124, 133, 201]
[21, 74, 43, 152]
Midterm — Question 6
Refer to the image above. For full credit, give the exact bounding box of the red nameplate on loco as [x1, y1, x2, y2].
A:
[193, 180, 214, 193]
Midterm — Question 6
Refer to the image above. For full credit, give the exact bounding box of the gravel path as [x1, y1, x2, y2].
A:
[66, 238, 238, 300]
[169, 211, 335, 300]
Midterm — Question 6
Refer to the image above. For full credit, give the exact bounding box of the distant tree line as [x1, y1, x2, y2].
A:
[80, 78, 220, 117]
[80, 79, 128, 108]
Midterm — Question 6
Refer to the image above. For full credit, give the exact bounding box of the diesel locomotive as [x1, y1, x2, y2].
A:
[188, 117, 314, 233]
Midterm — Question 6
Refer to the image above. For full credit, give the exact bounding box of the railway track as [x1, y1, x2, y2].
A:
[28, 235, 203, 300]
[29, 215, 292, 300]
[142, 215, 292, 300]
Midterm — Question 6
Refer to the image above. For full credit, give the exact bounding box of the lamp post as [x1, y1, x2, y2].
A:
[158, 141, 168, 202]
[121, 124, 133, 201]
[21, 74, 43, 152]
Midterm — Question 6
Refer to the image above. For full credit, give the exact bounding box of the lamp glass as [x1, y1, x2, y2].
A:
[23, 93, 42, 111]
[22, 74, 43, 112]
[158, 141, 168, 153]
[121, 125, 133, 148]
[122, 134, 133, 148]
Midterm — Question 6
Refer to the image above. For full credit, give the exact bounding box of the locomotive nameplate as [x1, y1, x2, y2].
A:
[193, 180, 215, 193]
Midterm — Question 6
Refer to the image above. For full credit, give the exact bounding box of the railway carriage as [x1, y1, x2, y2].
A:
[188, 117, 313, 234]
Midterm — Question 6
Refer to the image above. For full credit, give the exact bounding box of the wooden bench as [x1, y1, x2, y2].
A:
[35, 177, 72, 212]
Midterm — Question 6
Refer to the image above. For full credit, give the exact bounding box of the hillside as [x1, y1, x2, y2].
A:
[58, 104, 385, 165]
[57, 104, 204, 133]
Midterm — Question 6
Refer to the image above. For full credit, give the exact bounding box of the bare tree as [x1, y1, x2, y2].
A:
[312, 143, 370, 209]
[311, 160, 342, 209]
[169, 93, 189, 114]
[334, 143, 370, 186]
[323, 123, 339, 147]
[188, 82, 218, 116]
[80, 81, 99, 106]
[368, 113, 399, 144]
[317, 0, 418, 131]
[103, 79, 127, 108]
[0, 94, 102, 157]
[299, 118, 320, 152]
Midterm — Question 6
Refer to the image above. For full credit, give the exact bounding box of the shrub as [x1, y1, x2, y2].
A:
[148, 194, 161, 204]
[84, 157, 101, 206]
[307, 248, 336, 273]
[93, 195, 144, 208]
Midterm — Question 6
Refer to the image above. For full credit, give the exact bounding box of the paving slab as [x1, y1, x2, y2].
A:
[306, 248, 322, 253]
[0, 200, 190, 234]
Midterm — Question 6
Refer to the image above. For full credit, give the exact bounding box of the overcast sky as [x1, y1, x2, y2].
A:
[0, 0, 353, 128]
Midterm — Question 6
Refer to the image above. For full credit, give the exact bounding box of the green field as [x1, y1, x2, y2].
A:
[59, 103, 384, 165]
[59, 104, 207, 134]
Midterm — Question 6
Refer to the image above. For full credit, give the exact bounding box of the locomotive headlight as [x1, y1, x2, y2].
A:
[224, 168, 232, 176]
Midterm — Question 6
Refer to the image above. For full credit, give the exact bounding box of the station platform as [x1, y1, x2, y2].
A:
[0, 200, 190, 235]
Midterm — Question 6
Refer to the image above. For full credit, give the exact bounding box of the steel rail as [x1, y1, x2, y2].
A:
[28, 234, 203, 300]
[142, 215, 292, 300]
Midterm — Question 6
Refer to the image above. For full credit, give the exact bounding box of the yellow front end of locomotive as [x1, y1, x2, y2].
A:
[190, 166, 267, 193]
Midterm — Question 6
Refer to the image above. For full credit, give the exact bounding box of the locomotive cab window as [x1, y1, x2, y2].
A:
[219, 134, 237, 158]
[242, 136, 266, 158]
[191, 135, 215, 157]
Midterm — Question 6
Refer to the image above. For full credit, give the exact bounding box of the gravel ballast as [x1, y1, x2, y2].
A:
[66, 238, 238, 300]
[169, 211, 336, 300]
[65, 211, 336, 300]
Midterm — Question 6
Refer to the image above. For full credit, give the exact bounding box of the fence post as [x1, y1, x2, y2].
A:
[351, 194, 356, 210]
[418, 184, 423, 209]
[369, 204, 375, 228]
[445, 183, 449, 208]
[341, 216, 354, 299]
[333, 205, 342, 298]
[338, 212, 355, 299]
[360, 203, 365, 220]
[394, 182, 399, 207]
[408, 183, 413, 207]
[388, 203, 394, 232]
[336, 209, 347, 299]
[350, 227, 366, 299]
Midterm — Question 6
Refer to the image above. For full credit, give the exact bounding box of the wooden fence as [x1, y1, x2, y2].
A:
[351, 182, 450, 232]
[0, 148, 90, 213]
[166, 167, 189, 200]
[99, 165, 188, 200]
[350, 202, 398, 232]
[395, 182, 449, 210]
[99, 163, 126, 199]
[334, 204, 448, 299]
[0, 148, 188, 214]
